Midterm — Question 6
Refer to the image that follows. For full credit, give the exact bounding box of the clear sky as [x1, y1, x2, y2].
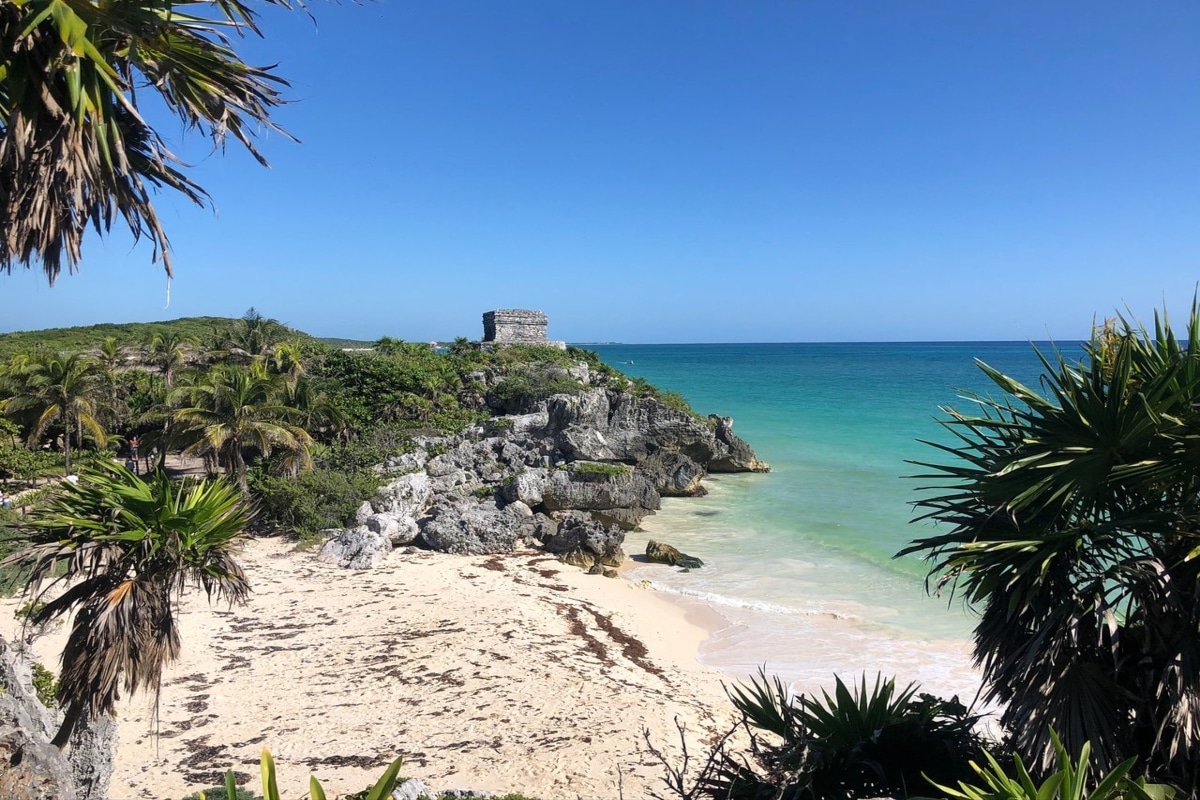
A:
[2, 1, 1198, 343]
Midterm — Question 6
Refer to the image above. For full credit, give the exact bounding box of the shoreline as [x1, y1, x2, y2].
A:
[0, 537, 737, 800]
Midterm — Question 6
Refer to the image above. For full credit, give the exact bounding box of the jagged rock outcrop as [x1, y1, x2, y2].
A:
[708, 415, 770, 473]
[320, 358, 767, 572]
[418, 500, 539, 555]
[318, 528, 393, 569]
[638, 451, 707, 497]
[646, 540, 704, 570]
[355, 472, 432, 546]
[538, 464, 660, 530]
[541, 512, 626, 569]
[0, 638, 77, 800]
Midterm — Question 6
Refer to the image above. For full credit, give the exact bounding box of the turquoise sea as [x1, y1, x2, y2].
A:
[589, 342, 1076, 700]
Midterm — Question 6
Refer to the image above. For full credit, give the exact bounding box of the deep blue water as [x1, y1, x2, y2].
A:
[587, 342, 1079, 694]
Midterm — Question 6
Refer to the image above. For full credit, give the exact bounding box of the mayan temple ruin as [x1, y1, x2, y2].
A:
[482, 309, 565, 349]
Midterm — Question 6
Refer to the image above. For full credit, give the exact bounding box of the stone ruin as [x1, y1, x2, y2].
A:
[482, 309, 565, 349]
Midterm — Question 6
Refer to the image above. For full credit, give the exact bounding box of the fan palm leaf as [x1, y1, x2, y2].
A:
[3, 462, 251, 746]
[900, 302, 1200, 791]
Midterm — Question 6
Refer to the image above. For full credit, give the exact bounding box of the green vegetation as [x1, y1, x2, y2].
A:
[250, 468, 380, 541]
[489, 367, 583, 413]
[922, 731, 1175, 800]
[5, 464, 253, 746]
[901, 303, 1200, 795]
[0, 318, 268, 362]
[688, 670, 984, 799]
[1, 0, 296, 283]
[30, 662, 57, 708]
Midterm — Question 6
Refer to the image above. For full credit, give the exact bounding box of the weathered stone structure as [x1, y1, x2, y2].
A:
[482, 309, 564, 348]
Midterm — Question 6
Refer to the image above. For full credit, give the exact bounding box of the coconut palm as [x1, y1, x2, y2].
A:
[224, 308, 288, 364]
[0, 351, 107, 471]
[3, 463, 252, 747]
[0, 0, 294, 283]
[173, 364, 312, 493]
[145, 331, 194, 390]
[901, 305, 1200, 792]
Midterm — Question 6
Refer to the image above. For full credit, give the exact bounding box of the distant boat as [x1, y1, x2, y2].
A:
[622, 360, 635, 365]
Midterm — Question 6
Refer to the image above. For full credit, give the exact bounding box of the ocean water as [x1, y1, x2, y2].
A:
[589, 342, 1075, 701]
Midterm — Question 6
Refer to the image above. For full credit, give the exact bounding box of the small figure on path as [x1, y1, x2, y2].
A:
[130, 435, 140, 458]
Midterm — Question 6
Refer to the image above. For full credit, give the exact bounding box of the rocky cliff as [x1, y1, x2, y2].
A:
[320, 360, 769, 572]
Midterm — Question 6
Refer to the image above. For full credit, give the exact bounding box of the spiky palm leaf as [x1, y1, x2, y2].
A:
[2, 462, 252, 746]
[900, 303, 1200, 792]
[173, 363, 312, 492]
[1, 0, 295, 283]
[0, 350, 108, 470]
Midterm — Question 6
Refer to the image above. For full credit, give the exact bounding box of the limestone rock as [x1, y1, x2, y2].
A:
[419, 500, 535, 555]
[539, 463, 660, 530]
[0, 638, 77, 800]
[708, 416, 771, 473]
[543, 513, 626, 569]
[373, 473, 433, 518]
[392, 776, 437, 799]
[318, 528, 393, 569]
[0, 728, 77, 800]
[646, 540, 704, 570]
[501, 469, 548, 506]
[639, 451, 708, 497]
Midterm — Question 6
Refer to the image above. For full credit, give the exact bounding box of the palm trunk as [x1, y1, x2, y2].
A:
[234, 447, 248, 495]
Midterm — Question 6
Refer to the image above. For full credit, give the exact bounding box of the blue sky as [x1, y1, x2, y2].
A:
[3, 1, 1198, 343]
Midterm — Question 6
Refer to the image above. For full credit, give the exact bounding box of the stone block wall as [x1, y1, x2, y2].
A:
[482, 310, 550, 344]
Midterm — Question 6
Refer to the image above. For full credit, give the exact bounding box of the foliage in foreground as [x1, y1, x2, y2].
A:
[3, 464, 252, 746]
[190, 748, 543, 800]
[919, 729, 1175, 800]
[651, 670, 985, 799]
[900, 303, 1200, 792]
[0, 0, 294, 283]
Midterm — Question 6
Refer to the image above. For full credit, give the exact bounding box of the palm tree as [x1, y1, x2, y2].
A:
[225, 308, 288, 364]
[0, 0, 294, 284]
[0, 352, 107, 472]
[145, 331, 194, 391]
[173, 364, 312, 493]
[901, 305, 1200, 792]
[3, 463, 252, 747]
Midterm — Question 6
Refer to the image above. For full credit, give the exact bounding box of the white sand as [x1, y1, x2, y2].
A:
[1, 539, 737, 800]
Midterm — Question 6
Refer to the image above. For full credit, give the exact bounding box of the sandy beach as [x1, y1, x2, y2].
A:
[1, 538, 737, 800]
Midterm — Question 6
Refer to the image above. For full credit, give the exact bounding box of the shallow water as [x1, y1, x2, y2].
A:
[591, 342, 1072, 700]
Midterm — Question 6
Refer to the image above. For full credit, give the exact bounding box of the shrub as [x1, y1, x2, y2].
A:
[489, 368, 581, 414]
[920, 729, 1177, 800]
[249, 468, 381, 540]
[686, 670, 986, 800]
[30, 662, 57, 708]
[203, 749, 401, 800]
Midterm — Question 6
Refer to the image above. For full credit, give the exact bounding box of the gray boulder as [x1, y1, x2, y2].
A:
[373, 473, 433, 517]
[318, 528, 393, 569]
[646, 540, 704, 570]
[0, 638, 78, 800]
[708, 416, 771, 473]
[501, 469, 549, 506]
[639, 451, 708, 497]
[542, 513, 626, 569]
[419, 500, 536, 555]
[539, 463, 660, 530]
